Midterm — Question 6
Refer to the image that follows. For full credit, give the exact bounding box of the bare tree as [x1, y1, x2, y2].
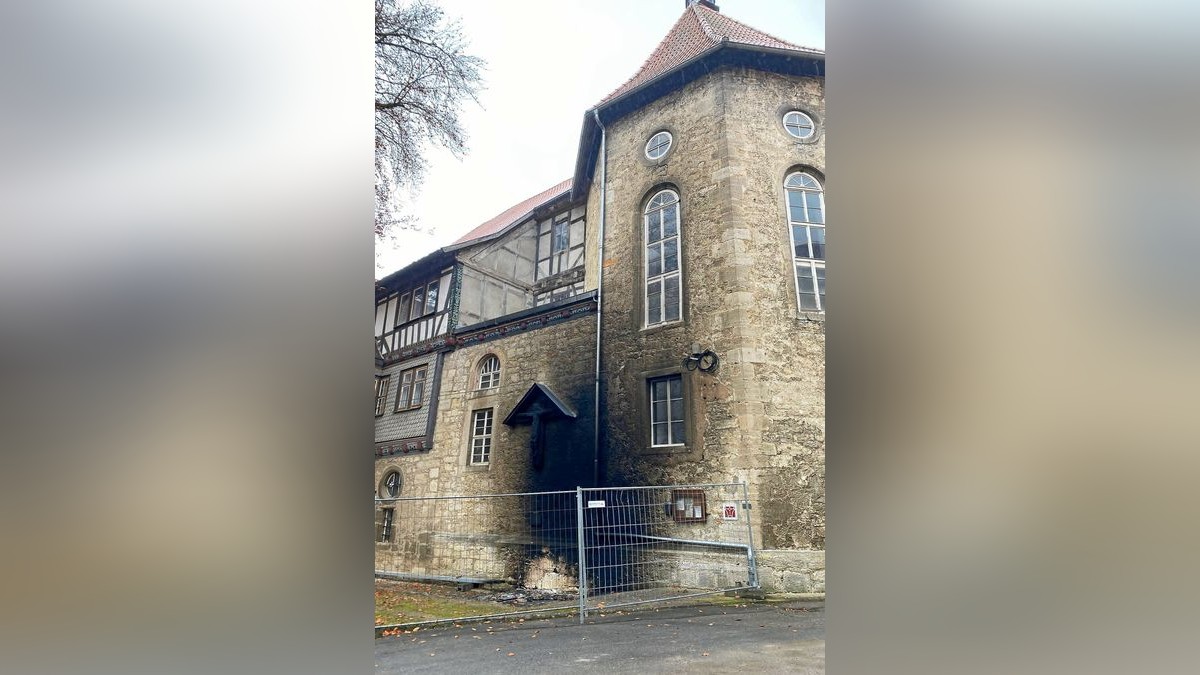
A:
[376, 0, 484, 238]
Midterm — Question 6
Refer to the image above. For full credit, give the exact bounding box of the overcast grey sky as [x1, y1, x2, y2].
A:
[376, 0, 825, 274]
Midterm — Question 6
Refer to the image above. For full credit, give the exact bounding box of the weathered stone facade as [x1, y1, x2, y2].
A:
[592, 66, 825, 556]
[374, 5, 825, 593]
[374, 303, 597, 500]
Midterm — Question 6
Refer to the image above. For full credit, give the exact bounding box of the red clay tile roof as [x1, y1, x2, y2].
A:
[450, 178, 573, 247]
[597, 4, 823, 106]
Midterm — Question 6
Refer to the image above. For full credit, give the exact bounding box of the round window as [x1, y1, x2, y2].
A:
[380, 470, 401, 499]
[783, 111, 816, 139]
[644, 131, 673, 160]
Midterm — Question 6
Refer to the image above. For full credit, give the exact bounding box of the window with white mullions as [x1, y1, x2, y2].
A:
[644, 189, 682, 326]
[649, 375, 685, 447]
[645, 130, 672, 159]
[783, 110, 816, 139]
[786, 172, 826, 311]
[477, 355, 501, 390]
[469, 408, 494, 465]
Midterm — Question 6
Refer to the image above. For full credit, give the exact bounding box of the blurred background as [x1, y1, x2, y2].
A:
[2, 0, 1200, 673]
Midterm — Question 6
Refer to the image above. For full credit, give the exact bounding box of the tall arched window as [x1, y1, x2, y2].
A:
[644, 189, 682, 326]
[786, 172, 825, 312]
[477, 354, 501, 390]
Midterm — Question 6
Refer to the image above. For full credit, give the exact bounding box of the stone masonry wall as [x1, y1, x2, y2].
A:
[591, 66, 825, 554]
[375, 308, 597, 578]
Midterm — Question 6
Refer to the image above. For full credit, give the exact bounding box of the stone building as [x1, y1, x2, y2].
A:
[375, 0, 824, 593]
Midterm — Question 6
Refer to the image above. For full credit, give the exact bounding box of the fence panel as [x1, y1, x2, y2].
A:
[374, 483, 757, 630]
[577, 483, 757, 621]
[374, 490, 581, 629]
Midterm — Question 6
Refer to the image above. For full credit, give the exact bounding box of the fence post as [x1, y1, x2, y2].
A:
[575, 486, 588, 624]
[742, 482, 760, 588]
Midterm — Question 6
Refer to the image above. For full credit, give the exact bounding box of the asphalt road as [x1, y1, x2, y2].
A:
[374, 599, 824, 674]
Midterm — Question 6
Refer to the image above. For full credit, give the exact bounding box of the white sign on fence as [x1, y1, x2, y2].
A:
[587, 500, 606, 508]
[721, 502, 739, 520]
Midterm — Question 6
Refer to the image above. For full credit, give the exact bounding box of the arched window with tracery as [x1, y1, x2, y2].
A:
[644, 189, 682, 326]
[477, 354, 501, 390]
[786, 172, 825, 312]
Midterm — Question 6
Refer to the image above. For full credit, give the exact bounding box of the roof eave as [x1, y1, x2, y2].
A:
[443, 187, 576, 253]
[375, 248, 457, 298]
[571, 42, 824, 201]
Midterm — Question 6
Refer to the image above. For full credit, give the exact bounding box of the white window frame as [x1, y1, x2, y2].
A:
[645, 130, 672, 159]
[649, 374, 686, 448]
[469, 408, 494, 465]
[785, 171, 825, 312]
[477, 355, 501, 390]
[643, 189, 683, 328]
[381, 471, 401, 499]
[783, 110, 816, 139]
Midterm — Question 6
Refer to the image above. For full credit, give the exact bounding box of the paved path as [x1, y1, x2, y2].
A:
[375, 600, 824, 674]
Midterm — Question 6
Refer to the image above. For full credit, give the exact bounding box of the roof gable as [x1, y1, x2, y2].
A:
[571, 5, 823, 201]
[503, 383, 578, 426]
[596, 4, 820, 107]
[448, 178, 572, 249]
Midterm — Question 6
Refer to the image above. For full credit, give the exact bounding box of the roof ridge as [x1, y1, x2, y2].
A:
[594, 8, 717, 108]
[449, 177, 572, 247]
[695, 5, 815, 52]
[691, 4, 723, 43]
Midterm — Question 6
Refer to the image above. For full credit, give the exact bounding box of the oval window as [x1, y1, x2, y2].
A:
[645, 131, 673, 159]
[783, 111, 816, 139]
[381, 470, 401, 499]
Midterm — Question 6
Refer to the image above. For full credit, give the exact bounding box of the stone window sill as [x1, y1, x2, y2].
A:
[642, 445, 690, 456]
[640, 320, 685, 337]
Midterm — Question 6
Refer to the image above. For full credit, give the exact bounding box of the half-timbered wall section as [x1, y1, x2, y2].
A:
[375, 267, 454, 360]
[533, 205, 587, 306]
[456, 204, 587, 327]
[457, 223, 537, 327]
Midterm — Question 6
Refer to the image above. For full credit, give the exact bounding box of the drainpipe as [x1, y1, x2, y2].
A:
[591, 109, 607, 488]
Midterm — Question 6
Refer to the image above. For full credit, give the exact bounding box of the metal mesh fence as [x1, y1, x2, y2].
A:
[578, 483, 755, 619]
[374, 483, 756, 629]
[374, 491, 581, 629]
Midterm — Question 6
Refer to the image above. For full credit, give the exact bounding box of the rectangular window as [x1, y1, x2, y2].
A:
[670, 489, 706, 523]
[645, 195, 682, 326]
[374, 376, 390, 417]
[378, 507, 395, 542]
[649, 375, 685, 447]
[394, 365, 428, 411]
[410, 286, 425, 321]
[552, 218, 569, 253]
[536, 211, 585, 280]
[469, 408, 494, 465]
[396, 293, 411, 327]
[424, 280, 439, 315]
[795, 261, 825, 312]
